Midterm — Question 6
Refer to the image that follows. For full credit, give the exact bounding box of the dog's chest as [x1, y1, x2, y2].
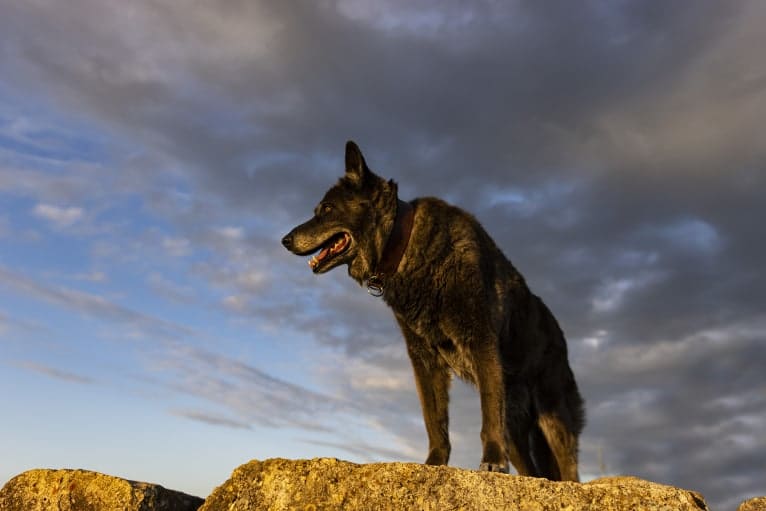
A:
[431, 336, 477, 384]
[389, 294, 477, 383]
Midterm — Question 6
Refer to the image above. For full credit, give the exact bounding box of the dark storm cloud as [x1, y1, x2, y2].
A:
[2, 1, 765, 508]
[1, 1, 750, 203]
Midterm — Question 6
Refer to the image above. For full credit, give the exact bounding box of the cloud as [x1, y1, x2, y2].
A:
[214, 226, 244, 241]
[170, 409, 251, 431]
[0, 266, 382, 455]
[72, 271, 108, 283]
[17, 361, 95, 385]
[590, 271, 664, 314]
[300, 438, 412, 463]
[32, 203, 84, 227]
[577, 317, 766, 508]
[222, 295, 247, 314]
[0, 309, 48, 337]
[146, 272, 196, 304]
[162, 237, 191, 258]
[153, 343, 362, 435]
[655, 218, 722, 254]
[0, 265, 194, 342]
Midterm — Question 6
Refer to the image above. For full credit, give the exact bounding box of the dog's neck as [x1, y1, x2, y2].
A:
[366, 199, 414, 296]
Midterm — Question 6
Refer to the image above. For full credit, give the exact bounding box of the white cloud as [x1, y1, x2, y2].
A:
[314, 344, 413, 394]
[581, 329, 609, 350]
[170, 409, 251, 430]
[345, 359, 411, 391]
[235, 270, 267, 292]
[591, 278, 637, 313]
[591, 271, 664, 314]
[222, 295, 247, 313]
[73, 271, 107, 283]
[215, 226, 244, 241]
[584, 316, 766, 377]
[162, 236, 191, 257]
[660, 218, 722, 253]
[18, 361, 95, 385]
[0, 265, 194, 342]
[147, 272, 196, 304]
[32, 203, 84, 228]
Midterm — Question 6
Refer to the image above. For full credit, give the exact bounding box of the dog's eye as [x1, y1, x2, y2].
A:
[321, 204, 333, 215]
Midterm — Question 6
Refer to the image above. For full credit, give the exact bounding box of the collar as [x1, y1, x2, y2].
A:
[366, 199, 414, 296]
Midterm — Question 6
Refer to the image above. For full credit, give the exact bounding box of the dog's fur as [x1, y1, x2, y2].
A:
[282, 141, 585, 480]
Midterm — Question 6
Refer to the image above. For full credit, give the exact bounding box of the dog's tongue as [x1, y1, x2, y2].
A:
[309, 246, 331, 270]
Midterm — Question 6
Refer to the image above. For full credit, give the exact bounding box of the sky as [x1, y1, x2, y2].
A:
[0, 1, 764, 508]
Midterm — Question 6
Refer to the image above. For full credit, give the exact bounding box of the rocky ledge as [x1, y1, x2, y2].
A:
[0, 468, 203, 511]
[4, 458, 764, 510]
[200, 458, 709, 511]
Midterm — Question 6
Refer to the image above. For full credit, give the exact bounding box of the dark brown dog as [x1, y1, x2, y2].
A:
[282, 141, 585, 479]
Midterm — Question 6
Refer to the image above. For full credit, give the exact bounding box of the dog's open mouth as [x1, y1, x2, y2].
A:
[308, 232, 352, 272]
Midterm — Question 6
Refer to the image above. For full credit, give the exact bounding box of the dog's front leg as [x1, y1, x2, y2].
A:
[398, 320, 451, 466]
[473, 340, 510, 473]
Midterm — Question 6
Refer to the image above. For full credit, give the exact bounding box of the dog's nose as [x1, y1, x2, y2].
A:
[281, 233, 294, 250]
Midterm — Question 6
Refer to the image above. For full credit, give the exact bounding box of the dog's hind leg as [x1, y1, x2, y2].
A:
[528, 421, 561, 480]
[534, 371, 584, 481]
[503, 383, 539, 477]
[537, 410, 580, 481]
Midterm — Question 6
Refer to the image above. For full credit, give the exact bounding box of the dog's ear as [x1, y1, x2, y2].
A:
[345, 140, 369, 186]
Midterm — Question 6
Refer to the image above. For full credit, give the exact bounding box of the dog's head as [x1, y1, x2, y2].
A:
[281, 141, 398, 284]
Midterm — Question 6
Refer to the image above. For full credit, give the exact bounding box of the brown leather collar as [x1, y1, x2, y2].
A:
[366, 199, 414, 296]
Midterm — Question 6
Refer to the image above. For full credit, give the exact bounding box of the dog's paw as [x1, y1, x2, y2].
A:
[479, 462, 509, 473]
[424, 447, 450, 466]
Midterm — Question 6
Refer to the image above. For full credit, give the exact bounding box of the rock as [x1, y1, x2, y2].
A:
[200, 458, 709, 511]
[739, 497, 766, 511]
[0, 468, 204, 511]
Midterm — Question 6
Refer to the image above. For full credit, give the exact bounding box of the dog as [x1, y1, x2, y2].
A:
[282, 141, 585, 480]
